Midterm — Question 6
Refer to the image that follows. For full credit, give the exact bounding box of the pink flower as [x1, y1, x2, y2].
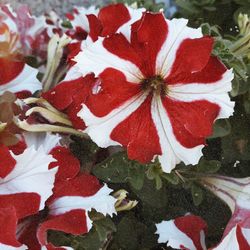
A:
[201, 175, 250, 249]
[156, 214, 207, 250]
[0, 4, 62, 59]
[74, 12, 234, 172]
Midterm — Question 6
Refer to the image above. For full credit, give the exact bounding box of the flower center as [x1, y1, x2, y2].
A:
[141, 75, 167, 96]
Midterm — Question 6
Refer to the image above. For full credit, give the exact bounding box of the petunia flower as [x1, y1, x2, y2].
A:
[42, 3, 145, 130]
[65, 3, 144, 43]
[74, 12, 234, 172]
[0, 57, 41, 97]
[200, 175, 250, 249]
[65, 5, 99, 41]
[0, 143, 57, 219]
[155, 214, 207, 250]
[9, 132, 80, 183]
[17, 174, 116, 249]
[0, 206, 27, 249]
[18, 214, 72, 249]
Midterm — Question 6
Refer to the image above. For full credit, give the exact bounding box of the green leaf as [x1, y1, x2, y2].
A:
[128, 163, 145, 190]
[197, 158, 221, 173]
[155, 175, 163, 190]
[93, 217, 116, 242]
[209, 119, 231, 139]
[70, 136, 99, 165]
[110, 213, 158, 250]
[162, 172, 180, 185]
[92, 152, 146, 189]
[146, 164, 164, 189]
[92, 152, 130, 183]
[61, 20, 73, 28]
[191, 183, 204, 206]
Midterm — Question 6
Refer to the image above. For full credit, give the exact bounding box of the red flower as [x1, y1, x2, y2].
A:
[75, 12, 234, 172]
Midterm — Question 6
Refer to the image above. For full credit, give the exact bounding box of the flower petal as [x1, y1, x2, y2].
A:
[49, 146, 80, 182]
[0, 206, 27, 249]
[0, 144, 16, 178]
[37, 174, 116, 247]
[156, 18, 203, 77]
[110, 95, 162, 163]
[0, 58, 41, 95]
[0, 146, 57, 218]
[213, 225, 250, 250]
[156, 214, 207, 250]
[131, 12, 168, 76]
[151, 96, 204, 172]
[74, 35, 142, 82]
[98, 3, 131, 36]
[166, 37, 214, 79]
[162, 97, 220, 148]
[78, 92, 147, 148]
[168, 63, 234, 120]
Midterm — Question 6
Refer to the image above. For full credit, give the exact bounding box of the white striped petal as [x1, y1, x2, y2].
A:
[151, 95, 203, 173]
[168, 69, 235, 119]
[49, 184, 116, 231]
[78, 93, 148, 148]
[156, 18, 203, 77]
[213, 226, 250, 250]
[69, 6, 99, 33]
[117, 6, 145, 41]
[0, 63, 41, 94]
[0, 146, 57, 210]
[21, 132, 61, 154]
[74, 37, 143, 82]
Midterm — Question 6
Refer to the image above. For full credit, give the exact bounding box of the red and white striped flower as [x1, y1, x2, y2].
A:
[18, 174, 116, 249]
[43, 4, 145, 130]
[156, 214, 207, 250]
[74, 12, 234, 172]
[66, 3, 144, 43]
[201, 175, 250, 249]
[18, 214, 73, 249]
[0, 57, 41, 96]
[0, 143, 57, 219]
[65, 5, 99, 41]
[9, 132, 80, 183]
